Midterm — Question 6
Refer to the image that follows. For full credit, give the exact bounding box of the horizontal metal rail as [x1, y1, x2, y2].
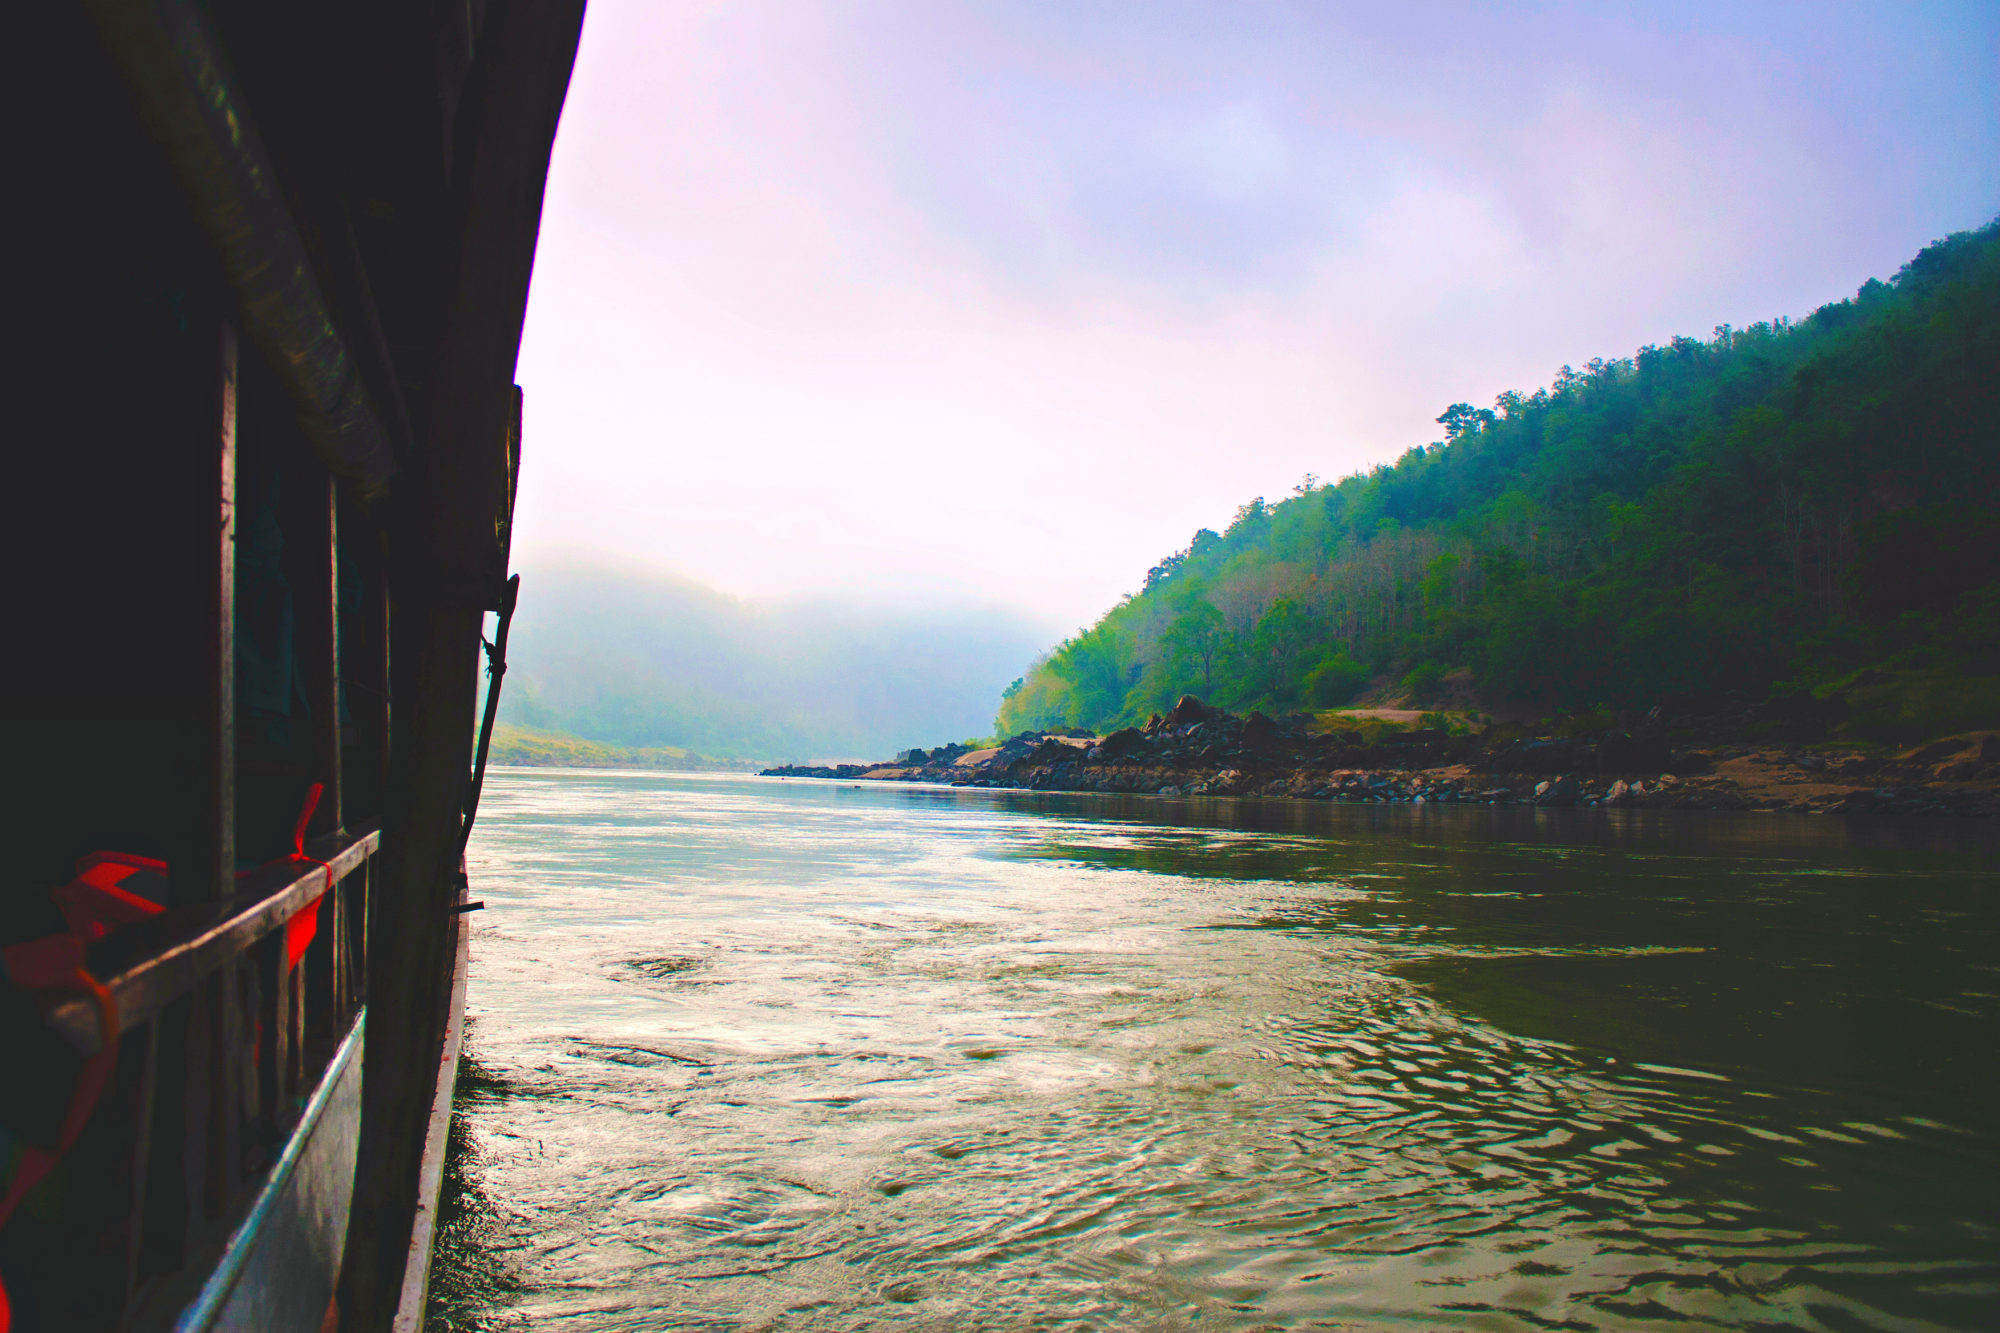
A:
[47, 828, 380, 1056]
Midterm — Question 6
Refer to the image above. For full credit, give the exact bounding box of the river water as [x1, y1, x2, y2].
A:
[428, 770, 1998, 1332]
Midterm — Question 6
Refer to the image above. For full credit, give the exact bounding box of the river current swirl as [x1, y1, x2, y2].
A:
[429, 771, 1998, 1332]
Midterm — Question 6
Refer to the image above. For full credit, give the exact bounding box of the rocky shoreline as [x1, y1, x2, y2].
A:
[761, 696, 2000, 818]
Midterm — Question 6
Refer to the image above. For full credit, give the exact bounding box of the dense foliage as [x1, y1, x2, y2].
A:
[1000, 222, 2000, 738]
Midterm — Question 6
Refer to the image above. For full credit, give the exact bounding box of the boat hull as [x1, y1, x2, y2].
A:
[174, 1013, 364, 1332]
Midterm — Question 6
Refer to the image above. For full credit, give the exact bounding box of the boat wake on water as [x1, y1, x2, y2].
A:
[431, 771, 1999, 1332]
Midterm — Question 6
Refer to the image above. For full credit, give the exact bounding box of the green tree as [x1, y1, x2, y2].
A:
[1162, 597, 1227, 691]
[1304, 651, 1368, 706]
[1250, 598, 1315, 704]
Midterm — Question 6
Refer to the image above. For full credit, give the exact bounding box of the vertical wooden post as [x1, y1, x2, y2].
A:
[139, 312, 241, 1277]
[347, 534, 392, 828]
[373, 562, 391, 808]
[201, 320, 243, 1218]
[304, 466, 344, 1050]
[313, 470, 344, 837]
[308, 877, 345, 1039]
[198, 317, 237, 903]
[351, 858, 371, 1006]
[333, 878, 349, 1018]
[259, 932, 290, 1136]
[289, 954, 306, 1093]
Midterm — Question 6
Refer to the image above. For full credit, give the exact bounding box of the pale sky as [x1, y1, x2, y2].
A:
[514, 0, 1998, 632]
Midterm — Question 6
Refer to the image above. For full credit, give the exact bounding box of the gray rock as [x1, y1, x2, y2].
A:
[1241, 711, 1280, 747]
[1097, 727, 1144, 759]
[1533, 774, 1580, 806]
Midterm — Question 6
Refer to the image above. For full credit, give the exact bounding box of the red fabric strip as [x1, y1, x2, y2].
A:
[284, 784, 332, 971]
[286, 893, 324, 970]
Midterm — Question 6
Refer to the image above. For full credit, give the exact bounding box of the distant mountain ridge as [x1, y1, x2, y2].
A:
[499, 566, 1051, 762]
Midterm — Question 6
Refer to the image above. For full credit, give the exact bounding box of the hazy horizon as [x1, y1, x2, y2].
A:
[499, 562, 1058, 761]
[513, 1, 1996, 628]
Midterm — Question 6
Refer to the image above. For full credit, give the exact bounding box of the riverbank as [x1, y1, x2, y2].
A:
[761, 697, 2000, 817]
[490, 723, 762, 772]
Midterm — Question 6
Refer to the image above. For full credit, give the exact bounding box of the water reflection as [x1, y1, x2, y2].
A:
[430, 773, 1999, 1332]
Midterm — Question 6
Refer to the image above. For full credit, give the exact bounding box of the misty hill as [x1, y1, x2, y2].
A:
[1000, 221, 2000, 744]
[500, 567, 1050, 763]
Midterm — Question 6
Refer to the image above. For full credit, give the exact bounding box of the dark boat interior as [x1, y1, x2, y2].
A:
[3, 2, 583, 1327]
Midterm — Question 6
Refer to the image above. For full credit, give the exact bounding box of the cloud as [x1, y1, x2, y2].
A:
[514, 0, 1999, 629]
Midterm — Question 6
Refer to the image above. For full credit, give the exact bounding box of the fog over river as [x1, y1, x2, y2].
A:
[430, 771, 1997, 1332]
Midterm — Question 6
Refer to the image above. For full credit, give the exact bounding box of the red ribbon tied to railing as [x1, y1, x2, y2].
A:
[284, 782, 332, 971]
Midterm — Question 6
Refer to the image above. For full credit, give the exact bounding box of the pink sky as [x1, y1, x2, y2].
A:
[513, 0, 1997, 632]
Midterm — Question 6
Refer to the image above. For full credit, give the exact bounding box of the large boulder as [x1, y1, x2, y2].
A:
[1533, 773, 1581, 806]
[1095, 727, 1144, 759]
[1168, 695, 1215, 727]
[996, 734, 1041, 762]
[1240, 711, 1280, 748]
[1487, 739, 1578, 774]
[1028, 737, 1078, 764]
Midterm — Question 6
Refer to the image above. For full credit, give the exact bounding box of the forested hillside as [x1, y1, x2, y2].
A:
[1000, 221, 2000, 740]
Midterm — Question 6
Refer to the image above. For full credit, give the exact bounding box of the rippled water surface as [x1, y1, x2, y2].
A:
[430, 771, 1999, 1331]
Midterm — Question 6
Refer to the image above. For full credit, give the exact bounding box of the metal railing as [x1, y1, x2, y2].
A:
[18, 830, 376, 1330]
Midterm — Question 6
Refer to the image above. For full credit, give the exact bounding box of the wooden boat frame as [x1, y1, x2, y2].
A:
[4, 1, 583, 1327]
